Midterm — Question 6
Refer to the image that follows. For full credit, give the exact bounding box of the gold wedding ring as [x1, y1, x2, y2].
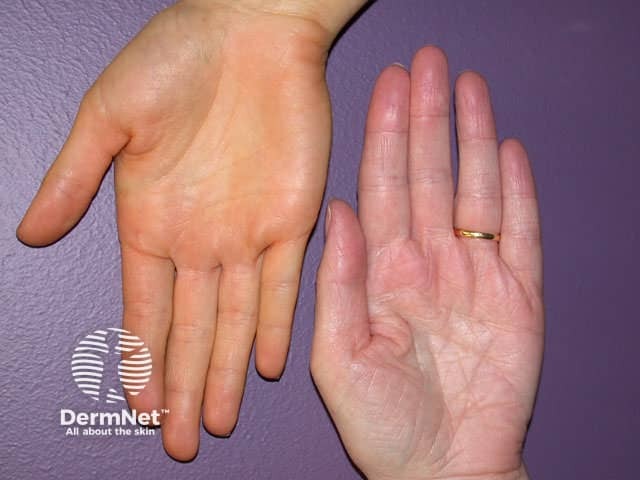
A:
[454, 228, 501, 242]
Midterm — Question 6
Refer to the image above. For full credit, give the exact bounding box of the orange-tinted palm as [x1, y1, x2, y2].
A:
[18, 2, 331, 460]
[313, 47, 542, 480]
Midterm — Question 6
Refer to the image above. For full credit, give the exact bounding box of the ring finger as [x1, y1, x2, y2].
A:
[454, 71, 502, 246]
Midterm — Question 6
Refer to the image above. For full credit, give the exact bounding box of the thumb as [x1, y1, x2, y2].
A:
[17, 86, 128, 246]
[312, 199, 370, 381]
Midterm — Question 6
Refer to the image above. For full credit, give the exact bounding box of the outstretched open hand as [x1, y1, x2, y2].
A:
[17, 1, 332, 460]
[312, 47, 543, 480]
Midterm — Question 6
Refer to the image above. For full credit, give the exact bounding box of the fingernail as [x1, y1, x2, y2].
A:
[391, 62, 407, 70]
[324, 203, 333, 237]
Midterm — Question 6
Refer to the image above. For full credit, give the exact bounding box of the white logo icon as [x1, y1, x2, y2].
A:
[71, 328, 152, 404]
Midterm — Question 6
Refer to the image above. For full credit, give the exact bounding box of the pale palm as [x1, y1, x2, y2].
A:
[18, 1, 332, 460]
[324, 229, 542, 478]
[312, 47, 542, 480]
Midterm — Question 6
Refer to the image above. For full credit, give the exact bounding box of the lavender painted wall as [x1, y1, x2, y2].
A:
[2, 1, 639, 478]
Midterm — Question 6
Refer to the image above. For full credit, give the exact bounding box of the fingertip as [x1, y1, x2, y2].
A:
[15, 221, 29, 245]
[203, 419, 236, 438]
[162, 426, 200, 462]
[412, 44, 448, 71]
[500, 138, 535, 193]
[454, 70, 497, 144]
[321, 199, 334, 242]
[15, 210, 64, 247]
[161, 389, 204, 460]
[456, 69, 489, 89]
[255, 341, 288, 380]
[324, 199, 361, 248]
[455, 70, 492, 109]
[324, 199, 340, 239]
[324, 200, 334, 237]
[14, 177, 93, 247]
[381, 62, 410, 77]
[500, 137, 529, 160]
[367, 65, 411, 133]
[410, 45, 450, 105]
[319, 199, 366, 287]
[202, 398, 240, 438]
[162, 404, 201, 461]
[326, 198, 355, 224]
[375, 62, 411, 95]
[202, 353, 245, 438]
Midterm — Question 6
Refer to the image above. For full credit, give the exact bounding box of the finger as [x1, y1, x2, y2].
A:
[358, 64, 411, 253]
[499, 139, 543, 293]
[408, 46, 455, 242]
[120, 245, 174, 415]
[17, 86, 129, 246]
[203, 261, 261, 437]
[454, 71, 502, 243]
[162, 266, 220, 461]
[255, 237, 307, 380]
[311, 200, 370, 387]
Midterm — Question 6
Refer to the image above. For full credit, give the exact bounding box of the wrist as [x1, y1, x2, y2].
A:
[190, 0, 367, 42]
[369, 464, 529, 480]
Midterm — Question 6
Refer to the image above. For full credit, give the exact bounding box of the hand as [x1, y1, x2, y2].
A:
[312, 47, 543, 480]
[17, 0, 337, 460]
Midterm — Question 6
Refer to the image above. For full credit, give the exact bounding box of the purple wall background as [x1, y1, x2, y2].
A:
[1, 1, 639, 478]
